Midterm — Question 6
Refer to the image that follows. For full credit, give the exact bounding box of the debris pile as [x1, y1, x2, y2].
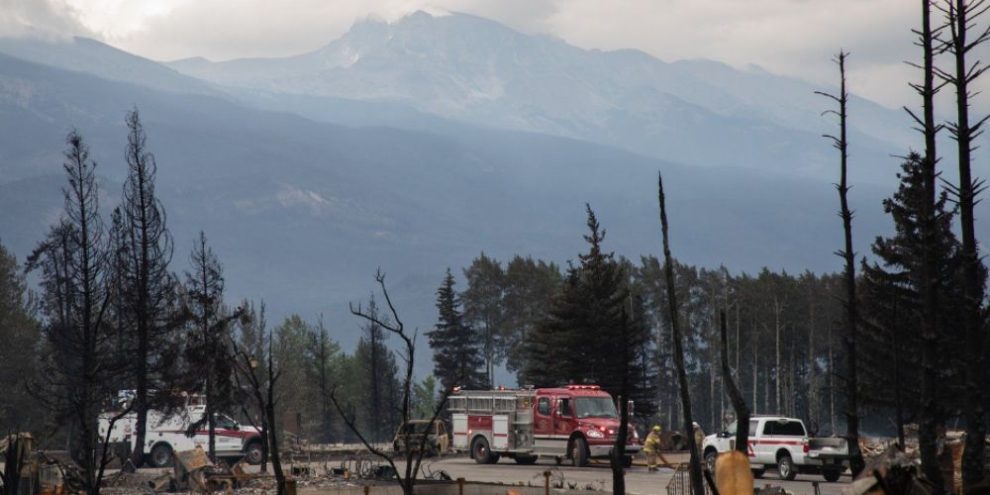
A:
[858, 426, 990, 494]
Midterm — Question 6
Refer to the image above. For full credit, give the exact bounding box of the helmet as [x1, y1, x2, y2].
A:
[692, 422, 700, 428]
[652, 425, 661, 432]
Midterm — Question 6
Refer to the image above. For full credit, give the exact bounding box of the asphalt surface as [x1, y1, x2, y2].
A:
[415, 457, 851, 495]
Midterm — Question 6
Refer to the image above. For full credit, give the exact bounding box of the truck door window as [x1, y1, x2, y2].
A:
[216, 414, 238, 430]
[775, 421, 806, 436]
[537, 397, 551, 416]
[749, 420, 759, 435]
[557, 398, 572, 417]
[762, 421, 775, 435]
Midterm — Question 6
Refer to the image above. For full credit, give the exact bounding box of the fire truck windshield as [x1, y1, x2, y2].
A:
[575, 397, 617, 419]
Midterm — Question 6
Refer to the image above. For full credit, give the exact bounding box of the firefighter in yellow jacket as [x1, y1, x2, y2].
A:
[643, 425, 667, 471]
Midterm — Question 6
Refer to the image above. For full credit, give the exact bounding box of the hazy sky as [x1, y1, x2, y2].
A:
[0, 0, 959, 109]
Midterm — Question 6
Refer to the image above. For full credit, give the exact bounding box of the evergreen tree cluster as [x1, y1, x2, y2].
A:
[446, 235, 859, 434]
[428, 269, 487, 391]
[522, 205, 655, 417]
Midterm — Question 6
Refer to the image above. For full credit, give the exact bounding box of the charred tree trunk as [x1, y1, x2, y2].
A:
[721, 310, 750, 454]
[267, 331, 286, 495]
[752, 323, 758, 415]
[611, 309, 632, 495]
[658, 173, 705, 495]
[808, 301, 817, 431]
[774, 297, 782, 414]
[817, 51, 865, 476]
[907, 0, 945, 488]
[829, 323, 836, 435]
[940, 0, 989, 487]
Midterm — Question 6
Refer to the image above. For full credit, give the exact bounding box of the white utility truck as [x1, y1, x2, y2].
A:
[99, 394, 264, 467]
[702, 415, 849, 482]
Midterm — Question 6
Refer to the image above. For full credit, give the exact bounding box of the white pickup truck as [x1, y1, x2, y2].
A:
[99, 401, 264, 467]
[702, 416, 848, 482]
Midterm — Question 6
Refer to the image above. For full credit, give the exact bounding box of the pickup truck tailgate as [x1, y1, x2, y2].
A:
[808, 437, 849, 460]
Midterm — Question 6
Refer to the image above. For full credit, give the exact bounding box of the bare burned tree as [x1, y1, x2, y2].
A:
[230, 317, 288, 486]
[816, 51, 865, 477]
[229, 315, 285, 492]
[330, 270, 450, 495]
[658, 173, 704, 495]
[264, 329, 286, 493]
[719, 310, 749, 455]
[905, 1, 947, 489]
[184, 232, 244, 462]
[610, 306, 633, 495]
[26, 132, 129, 495]
[116, 108, 181, 467]
[936, 0, 990, 487]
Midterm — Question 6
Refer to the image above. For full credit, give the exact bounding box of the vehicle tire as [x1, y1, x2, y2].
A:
[777, 453, 797, 481]
[472, 436, 495, 464]
[752, 468, 766, 479]
[822, 468, 841, 482]
[244, 440, 264, 465]
[149, 443, 173, 468]
[570, 437, 589, 467]
[515, 455, 538, 465]
[705, 449, 718, 473]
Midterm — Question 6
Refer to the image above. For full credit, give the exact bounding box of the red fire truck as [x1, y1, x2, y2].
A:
[448, 385, 640, 467]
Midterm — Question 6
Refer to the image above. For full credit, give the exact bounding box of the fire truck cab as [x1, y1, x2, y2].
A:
[448, 385, 640, 467]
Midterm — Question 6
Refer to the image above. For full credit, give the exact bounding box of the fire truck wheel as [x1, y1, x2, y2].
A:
[149, 443, 173, 468]
[471, 437, 495, 464]
[570, 437, 589, 467]
[514, 455, 538, 465]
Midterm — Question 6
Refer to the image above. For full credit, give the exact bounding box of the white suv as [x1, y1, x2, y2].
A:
[701, 416, 847, 482]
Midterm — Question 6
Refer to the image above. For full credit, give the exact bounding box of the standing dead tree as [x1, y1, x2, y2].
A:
[183, 232, 244, 462]
[904, 0, 947, 490]
[658, 173, 704, 495]
[263, 329, 286, 493]
[816, 51, 866, 477]
[25, 132, 128, 495]
[720, 310, 750, 455]
[116, 108, 181, 468]
[936, 0, 990, 487]
[229, 324, 288, 490]
[330, 270, 450, 495]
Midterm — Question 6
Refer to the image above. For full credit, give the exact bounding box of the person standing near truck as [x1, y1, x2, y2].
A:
[644, 425, 662, 471]
[644, 425, 672, 471]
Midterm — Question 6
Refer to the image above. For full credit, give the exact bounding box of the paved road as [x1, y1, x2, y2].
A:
[417, 457, 850, 495]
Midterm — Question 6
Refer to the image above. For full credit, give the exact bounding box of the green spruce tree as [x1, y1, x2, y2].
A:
[427, 269, 486, 390]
